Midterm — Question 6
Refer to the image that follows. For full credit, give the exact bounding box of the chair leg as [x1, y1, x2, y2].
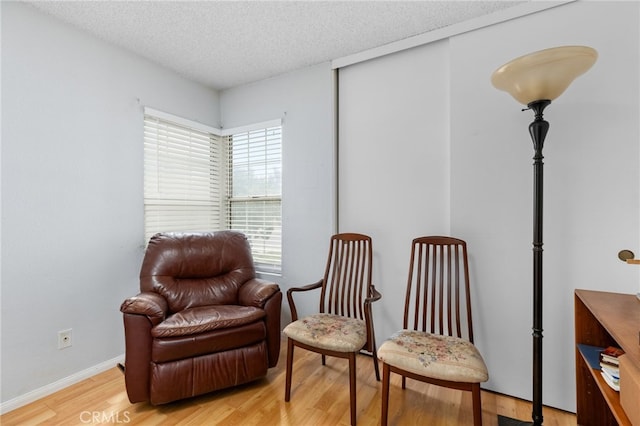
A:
[381, 363, 391, 426]
[285, 338, 294, 402]
[322, 354, 326, 366]
[349, 353, 357, 426]
[372, 346, 380, 381]
[471, 383, 482, 426]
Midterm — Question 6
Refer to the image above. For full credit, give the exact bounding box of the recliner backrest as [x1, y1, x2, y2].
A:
[140, 231, 256, 313]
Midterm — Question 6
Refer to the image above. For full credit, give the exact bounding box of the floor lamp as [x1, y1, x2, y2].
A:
[491, 46, 598, 426]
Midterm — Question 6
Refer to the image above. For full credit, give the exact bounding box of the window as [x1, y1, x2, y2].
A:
[143, 108, 282, 273]
[143, 112, 225, 244]
[227, 126, 282, 273]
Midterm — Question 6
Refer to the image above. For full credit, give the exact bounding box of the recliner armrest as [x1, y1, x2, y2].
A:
[239, 278, 280, 308]
[120, 292, 168, 326]
[238, 278, 282, 368]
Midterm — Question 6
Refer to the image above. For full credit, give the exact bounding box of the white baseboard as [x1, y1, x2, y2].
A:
[0, 354, 125, 415]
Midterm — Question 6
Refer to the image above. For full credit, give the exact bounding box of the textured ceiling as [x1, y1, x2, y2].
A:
[24, 1, 524, 91]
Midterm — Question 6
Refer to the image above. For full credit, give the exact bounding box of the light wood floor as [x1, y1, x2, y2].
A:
[2, 340, 576, 425]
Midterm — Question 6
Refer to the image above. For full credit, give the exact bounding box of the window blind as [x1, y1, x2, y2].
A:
[143, 114, 225, 244]
[228, 126, 282, 271]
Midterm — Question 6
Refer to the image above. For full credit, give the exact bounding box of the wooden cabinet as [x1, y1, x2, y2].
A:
[575, 290, 640, 425]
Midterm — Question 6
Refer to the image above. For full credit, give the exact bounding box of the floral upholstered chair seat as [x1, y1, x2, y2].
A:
[378, 329, 488, 383]
[283, 313, 366, 352]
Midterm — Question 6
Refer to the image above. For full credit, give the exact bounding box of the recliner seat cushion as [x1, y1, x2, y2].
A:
[152, 321, 267, 363]
[152, 305, 265, 337]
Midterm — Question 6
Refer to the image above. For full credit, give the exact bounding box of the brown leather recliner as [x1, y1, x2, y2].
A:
[120, 231, 282, 405]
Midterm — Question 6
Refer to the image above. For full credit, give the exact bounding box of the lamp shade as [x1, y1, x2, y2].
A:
[491, 46, 597, 105]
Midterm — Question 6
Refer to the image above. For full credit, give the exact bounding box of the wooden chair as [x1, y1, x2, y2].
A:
[378, 236, 488, 426]
[283, 233, 381, 426]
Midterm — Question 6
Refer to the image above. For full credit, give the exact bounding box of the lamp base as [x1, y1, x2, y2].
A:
[498, 415, 533, 426]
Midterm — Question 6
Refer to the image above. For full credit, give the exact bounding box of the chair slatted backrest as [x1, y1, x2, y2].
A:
[403, 236, 474, 342]
[320, 233, 373, 321]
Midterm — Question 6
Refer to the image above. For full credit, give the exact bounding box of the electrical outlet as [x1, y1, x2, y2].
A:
[58, 329, 72, 349]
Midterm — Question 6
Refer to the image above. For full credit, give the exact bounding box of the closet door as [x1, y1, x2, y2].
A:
[336, 40, 450, 341]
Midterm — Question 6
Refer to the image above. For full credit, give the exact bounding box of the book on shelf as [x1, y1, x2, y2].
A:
[601, 354, 619, 365]
[599, 362, 620, 378]
[602, 346, 625, 358]
[598, 346, 624, 391]
[601, 366, 620, 382]
[601, 369, 620, 391]
[577, 343, 605, 369]
[601, 346, 625, 366]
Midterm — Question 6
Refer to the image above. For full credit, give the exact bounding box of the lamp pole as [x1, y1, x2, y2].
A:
[528, 99, 550, 426]
[492, 45, 597, 426]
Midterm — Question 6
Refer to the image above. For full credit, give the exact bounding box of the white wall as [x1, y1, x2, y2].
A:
[220, 63, 336, 322]
[1, 2, 220, 406]
[337, 0, 639, 413]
